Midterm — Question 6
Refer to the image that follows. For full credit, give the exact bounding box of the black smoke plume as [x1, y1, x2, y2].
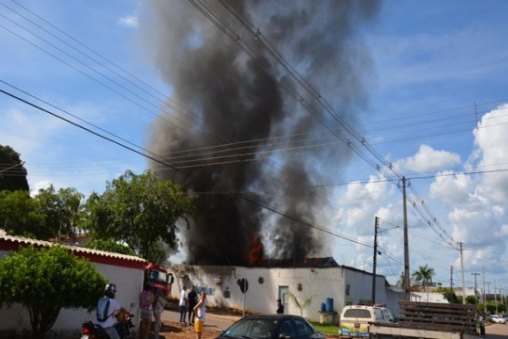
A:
[142, 0, 380, 265]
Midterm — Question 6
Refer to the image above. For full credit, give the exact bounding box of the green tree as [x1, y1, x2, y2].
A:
[287, 290, 313, 317]
[0, 245, 107, 339]
[440, 287, 460, 303]
[85, 239, 135, 256]
[0, 190, 48, 239]
[466, 295, 477, 304]
[0, 186, 84, 240]
[412, 264, 435, 301]
[0, 145, 29, 192]
[35, 185, 84, 239]
[83, 170, 193, 263]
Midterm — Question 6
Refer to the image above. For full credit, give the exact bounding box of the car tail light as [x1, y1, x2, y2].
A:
[82, 326, 90, 335]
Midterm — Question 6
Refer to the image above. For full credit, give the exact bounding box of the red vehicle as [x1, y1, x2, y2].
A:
[145, 263, 174, 298]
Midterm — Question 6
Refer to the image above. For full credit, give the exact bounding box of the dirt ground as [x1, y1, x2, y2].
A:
[155, 303, 338, 339]
[157, 320, 221, 339]
[155, 302, 242, 339]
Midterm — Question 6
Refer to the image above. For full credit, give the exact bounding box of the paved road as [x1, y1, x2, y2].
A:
[485, 323, 508, 338]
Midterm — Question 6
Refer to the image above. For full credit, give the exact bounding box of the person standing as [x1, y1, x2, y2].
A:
[97, 283, 125, 339]
[193, 291, 207, 339]
[153, 288, 167, 338]
[276, 299, 284, 314]
[187, 286, 198, 324]
[138, 283, 155, 339]
[179, 287, 188, 324]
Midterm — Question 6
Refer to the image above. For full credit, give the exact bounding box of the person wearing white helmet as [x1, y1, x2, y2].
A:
[96, 283, 125, 339]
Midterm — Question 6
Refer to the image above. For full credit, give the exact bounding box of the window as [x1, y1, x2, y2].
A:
[373, 308, 383, 320]
[345, 284, 350, 296]
[293, 318, 313, 337]
[279, 320, 295, 338]
[225, 319, 277, 339]
[343, 309, 371, 318]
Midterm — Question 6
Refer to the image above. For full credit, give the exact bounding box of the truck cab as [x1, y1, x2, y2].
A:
[145, 263, 174, 298]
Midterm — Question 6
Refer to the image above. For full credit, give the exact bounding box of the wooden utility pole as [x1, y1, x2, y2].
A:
[402, 177, 410, 300]
[372, 216, 379, 304]
[482, 266, 487, 314]
[494, 280, 498, 314]
[450, 265, 454, 290]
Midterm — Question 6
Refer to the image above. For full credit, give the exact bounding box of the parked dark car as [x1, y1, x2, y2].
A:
[217, 314, 325, 339]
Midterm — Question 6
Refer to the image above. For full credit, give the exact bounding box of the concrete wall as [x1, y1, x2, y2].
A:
[0, 249, 145, 337]
[169, 265, 346, 322]
[168, 265, 401, 323]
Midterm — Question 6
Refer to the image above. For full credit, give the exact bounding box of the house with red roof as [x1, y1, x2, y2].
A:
[0, 230, 147, 337]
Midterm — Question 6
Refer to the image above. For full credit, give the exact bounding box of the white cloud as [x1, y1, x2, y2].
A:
[331, 175, 407, 275]
[30, 180, 52, 196]
[118, 15, 139, 28]
[398, 144, 460, 173]
[429, 171, 472, 204]
[473, 104, 508, 202]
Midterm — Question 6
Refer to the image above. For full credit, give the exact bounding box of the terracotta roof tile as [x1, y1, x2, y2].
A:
[0, 233, 146, 263]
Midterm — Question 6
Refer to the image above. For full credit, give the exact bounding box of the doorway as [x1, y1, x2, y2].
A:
[278, 285, 289, 314]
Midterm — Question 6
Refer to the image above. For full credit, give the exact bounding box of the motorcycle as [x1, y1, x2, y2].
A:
[81, 307, 135, 339]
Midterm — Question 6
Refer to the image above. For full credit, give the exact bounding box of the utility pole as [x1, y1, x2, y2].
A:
[494, 280, 498, 314]
[482, 266, 487, 314]
[472, 273, 480, 306]
[450, 265, 454, 290]
[402, 176, 410, 301]
[372, 216, 379, 304]
[459, 242, 466, 304]
[505, 288, 508, 311]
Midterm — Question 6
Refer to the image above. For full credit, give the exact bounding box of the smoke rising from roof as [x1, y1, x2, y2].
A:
[141, 0, 380, 265]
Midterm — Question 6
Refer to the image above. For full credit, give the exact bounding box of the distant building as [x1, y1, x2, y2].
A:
[410, 292, 449, 303]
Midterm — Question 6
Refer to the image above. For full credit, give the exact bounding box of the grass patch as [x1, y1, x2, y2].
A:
[311, 322, 338, 336]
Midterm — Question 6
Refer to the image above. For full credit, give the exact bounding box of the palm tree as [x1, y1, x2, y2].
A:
[412, 264, 435, 301]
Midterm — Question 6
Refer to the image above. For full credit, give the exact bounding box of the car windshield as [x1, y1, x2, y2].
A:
[343, 309, 371, 318]
[223, 318, 278, 339]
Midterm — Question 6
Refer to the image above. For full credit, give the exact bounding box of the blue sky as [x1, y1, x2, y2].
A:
[1, 0, 507, 293]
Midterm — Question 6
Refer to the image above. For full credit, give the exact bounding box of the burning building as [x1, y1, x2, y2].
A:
[141, 0, 380, 265]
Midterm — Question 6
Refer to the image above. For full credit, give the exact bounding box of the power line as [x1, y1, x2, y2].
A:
[4, 0, 197, 125]
[190, 0, 459, 249]
[5, 0, 503, 161]
[0, 86, 374, 249]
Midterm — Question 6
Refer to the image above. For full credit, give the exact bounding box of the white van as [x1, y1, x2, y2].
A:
[338, 305, 394, 338]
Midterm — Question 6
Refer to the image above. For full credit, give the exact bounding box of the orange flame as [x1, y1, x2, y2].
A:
[248, 235, 264, 266]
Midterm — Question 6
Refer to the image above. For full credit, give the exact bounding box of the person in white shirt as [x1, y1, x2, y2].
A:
[96, 283, 125, 339]
[179, 287, 188, 324]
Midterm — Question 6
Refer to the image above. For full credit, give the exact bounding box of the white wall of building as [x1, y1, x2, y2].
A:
[411, 292, 449, 303]
[169, 264, 401, 323]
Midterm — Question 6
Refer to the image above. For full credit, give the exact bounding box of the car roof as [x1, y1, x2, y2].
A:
[241, 314, 305, 321]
